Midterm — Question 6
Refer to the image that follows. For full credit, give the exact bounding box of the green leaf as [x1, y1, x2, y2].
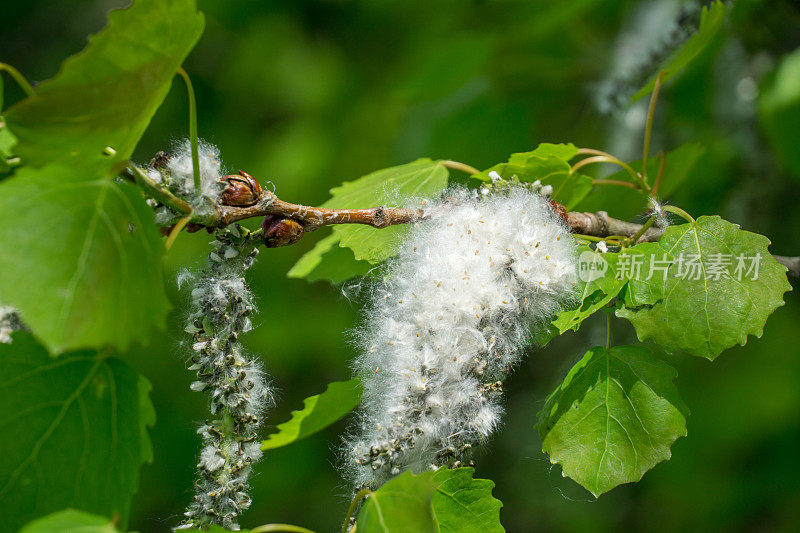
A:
[476, 148, 592, 211]
[759, 47, 800, 177]
[615, 216, 791, 360]
[0, 333, 155, 531]
[507, 143, 587, 210]
[262, 379, 362, 450]
[0, 120, 16, 157]
[508, 143, 578, 164]
[538, 345, 688, 497]
[287, 233, 373, 283]
[632, 1, 728, 101]
[0, 115, 17, 177]
[357, 468, 504, 532]
[0, 163, 170, 354]
[574, 143, 705, 221]
[432, 468, 503, 533]
[550, 248, 626, 336]
[358, 470, 438, 533]
[19, 509, 120, 533]
[327, 159, 449, 263]
[5, 0, 204, 168]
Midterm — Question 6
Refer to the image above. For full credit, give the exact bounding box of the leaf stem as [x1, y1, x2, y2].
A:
[165, 214, 193, 250]
[573, 233, 625, 244]
[0, 63, 35, 98]
[573, 149, 651, 194]
[571, 155, 629, 175]
[441, 160, 480, 175]
[651, 151, 666, 196]
[662, 205, 695, 223]
[590, 179, 640, 190]
[626, 215, 657, 245]
[251, 525, 318, 533]
[642, 71, 665, 180]
[122, 165, 193, 215]
[176, 67, 201, 194]
[606, 314, 611, 350]
[341, 488, 373, 533]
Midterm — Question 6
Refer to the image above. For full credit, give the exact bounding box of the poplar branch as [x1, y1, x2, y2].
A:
[566, 210, 665, 243]
[129, 165, 799, 278]
[219, 192, 423, 231]
[224, 199, 800, 277]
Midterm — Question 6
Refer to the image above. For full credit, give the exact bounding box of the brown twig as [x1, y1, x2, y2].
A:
[218, 192, 424, 231]
[137, 168, 799, 278]
[566, 210, 664, 243]
[567, 210, 798, 278]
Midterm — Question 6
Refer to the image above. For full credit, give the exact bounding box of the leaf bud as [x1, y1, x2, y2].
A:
[220, 171, 263, 206]
[262, 215, 304, 247]
[548, 199, 569, 224]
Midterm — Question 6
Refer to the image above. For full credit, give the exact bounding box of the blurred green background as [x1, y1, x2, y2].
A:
[3, 0, 799, 531]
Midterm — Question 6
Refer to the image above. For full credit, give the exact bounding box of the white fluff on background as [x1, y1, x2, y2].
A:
[347, 187, 578, 488]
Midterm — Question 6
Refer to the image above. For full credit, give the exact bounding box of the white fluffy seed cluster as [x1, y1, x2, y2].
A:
[347, 187, 578, 488]
[0, 305, 24, 344]
[146, 139, 226, 224]
[177, 225, 271, 531]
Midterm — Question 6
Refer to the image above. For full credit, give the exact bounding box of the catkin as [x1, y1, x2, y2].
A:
[347, 187, 578, 488]
[177, 225, 271, 531]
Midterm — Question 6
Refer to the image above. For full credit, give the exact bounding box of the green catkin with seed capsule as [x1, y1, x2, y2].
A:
[176, 224, 271, 531]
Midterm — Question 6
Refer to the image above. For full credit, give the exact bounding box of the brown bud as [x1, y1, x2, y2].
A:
[219, 170, 263, 206]
[548, 199, 569, 224]
[262, 215, 304, 247]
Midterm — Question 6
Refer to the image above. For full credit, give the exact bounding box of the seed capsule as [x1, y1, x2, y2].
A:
[220, 171, 263, 206]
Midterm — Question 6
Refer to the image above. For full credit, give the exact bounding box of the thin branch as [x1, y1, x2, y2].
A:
[126, 166, 799, 278]
[568, 210, 799, 277]
[219, 193, 424, 232]
[566, 210, 665, 242]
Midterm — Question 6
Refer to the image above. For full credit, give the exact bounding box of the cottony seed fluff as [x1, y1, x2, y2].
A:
[347, 187, 578, 488]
